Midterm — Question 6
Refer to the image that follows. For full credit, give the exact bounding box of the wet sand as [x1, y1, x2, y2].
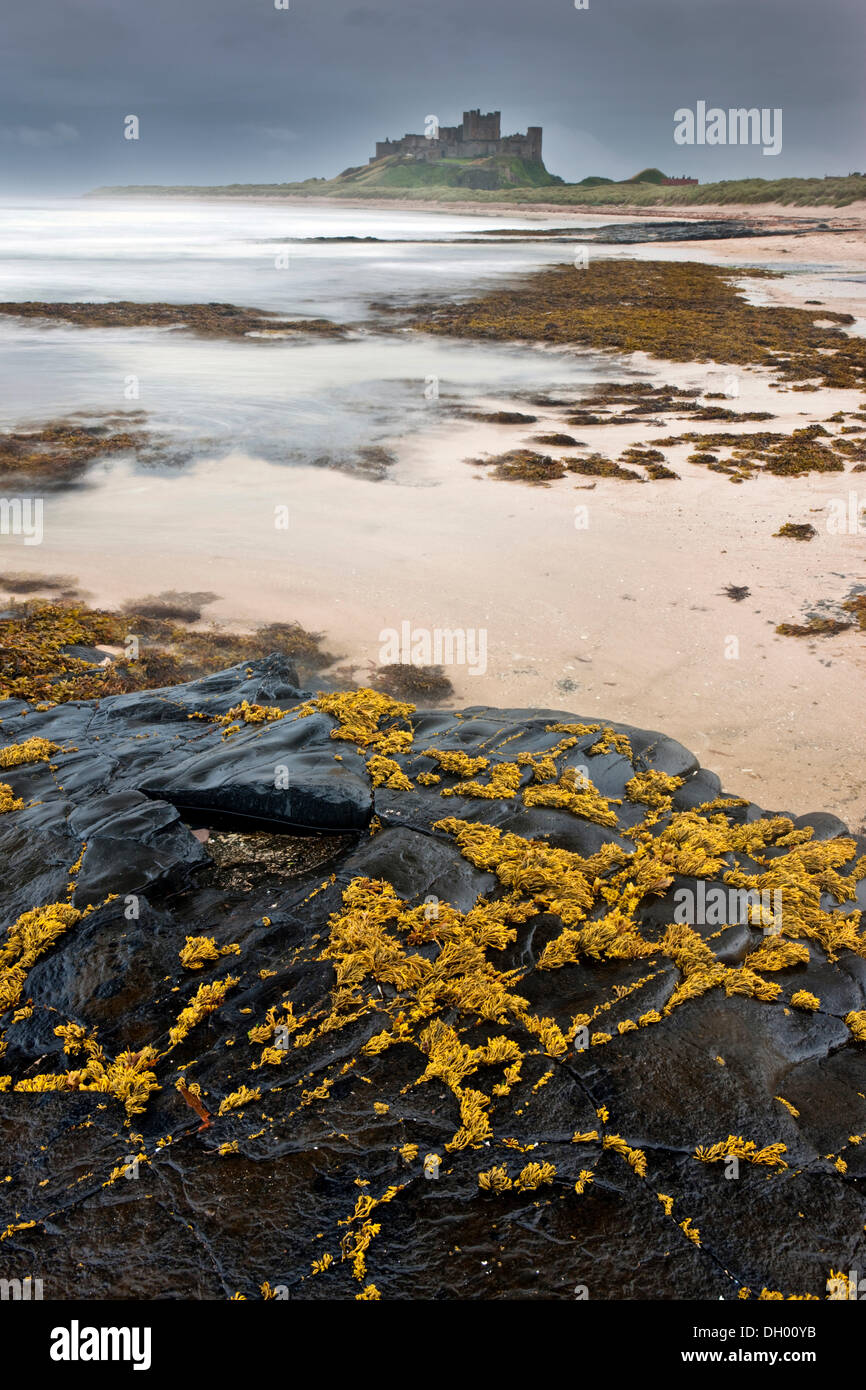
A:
[8, 348, 864, 826]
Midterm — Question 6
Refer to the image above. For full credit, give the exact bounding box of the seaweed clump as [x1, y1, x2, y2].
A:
[532, 433, 582, 447]
[776, 617, 853, 638]
[567, 453, 643, 481]
[619, 446, 680, 480]
[370, 664, 455, 701]
[690, 407, 776, 422]
[0, 301, 344, 339]
[774, 523, 816, 541]
[842, 594, 866, 630]
[410, 260, 866, 390]
[658, 424, 851, 481]
[468, 449, 567, 485]
[0, 600, 336, 705]
[0, 418, 150, 486]
[467, 410, 537, 424]
[777, 592, 866, 639]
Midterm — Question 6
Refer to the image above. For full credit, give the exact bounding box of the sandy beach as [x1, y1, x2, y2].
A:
[12, 360, 863, 826]
[178, 192, 866, 224]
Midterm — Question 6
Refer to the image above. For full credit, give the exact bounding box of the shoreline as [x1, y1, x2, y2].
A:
[82, 188, 866, 225]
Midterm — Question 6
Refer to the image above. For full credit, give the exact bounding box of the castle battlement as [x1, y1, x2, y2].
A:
[372, 108, 542, 165]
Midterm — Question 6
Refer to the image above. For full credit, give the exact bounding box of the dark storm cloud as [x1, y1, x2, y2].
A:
[0, 0, 863, 191]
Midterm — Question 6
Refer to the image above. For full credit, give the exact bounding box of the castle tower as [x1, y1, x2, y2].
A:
[526, 126, 542, 161]
[462, 109, 500, 142]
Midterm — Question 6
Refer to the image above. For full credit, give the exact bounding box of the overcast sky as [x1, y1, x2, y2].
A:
[1, 0, 863, 191]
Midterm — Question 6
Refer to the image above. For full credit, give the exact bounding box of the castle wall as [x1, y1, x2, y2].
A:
[444, 138, 504, 158]
[374, 135, 437, 160]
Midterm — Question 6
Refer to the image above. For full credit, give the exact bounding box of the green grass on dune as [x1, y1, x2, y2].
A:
[89, 172, 866, 208]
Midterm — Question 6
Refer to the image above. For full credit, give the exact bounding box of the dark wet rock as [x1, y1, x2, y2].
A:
[141, 739, 373, 833]
[6, 899, 180, 1066]
[1, 656, 865, 1302]
[793, 811, 851, 840]
[630, 731, 699, 779]
[340, 825, 495, 912]
[70, 793, 210, 903]
[59, 644, 114, 665]
[672, 767, 722, 809]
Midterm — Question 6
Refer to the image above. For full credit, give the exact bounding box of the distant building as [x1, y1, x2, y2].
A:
[662, 176, 699, 186]
[372, 109, 542, 164]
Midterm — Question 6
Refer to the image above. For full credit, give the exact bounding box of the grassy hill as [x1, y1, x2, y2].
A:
[333, 153, 563, 191]
[89, 171, 866, 208]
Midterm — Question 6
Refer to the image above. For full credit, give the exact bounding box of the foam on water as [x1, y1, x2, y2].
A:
[0, 197, 609, 465]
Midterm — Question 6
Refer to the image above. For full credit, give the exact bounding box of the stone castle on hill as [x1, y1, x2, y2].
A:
[372, 109, 542, 164]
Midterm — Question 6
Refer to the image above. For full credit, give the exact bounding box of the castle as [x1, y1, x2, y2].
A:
[372, 109, 542, 165]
